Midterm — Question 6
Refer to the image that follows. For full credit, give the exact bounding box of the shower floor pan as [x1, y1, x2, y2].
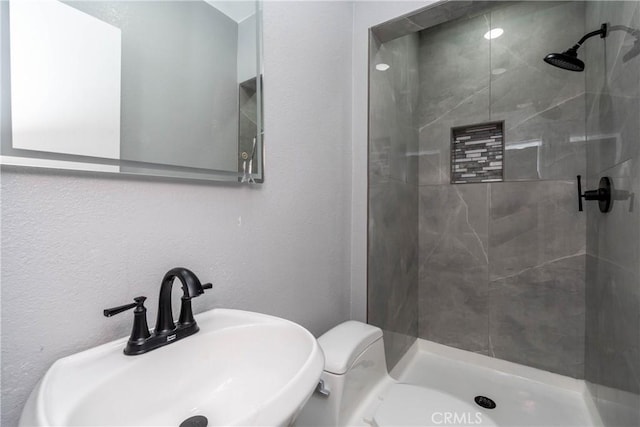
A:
[345, 339, 600, 427]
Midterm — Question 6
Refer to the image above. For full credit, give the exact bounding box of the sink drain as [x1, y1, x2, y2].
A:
[179, 415, 208, 427]
[474, 395, 496, 409]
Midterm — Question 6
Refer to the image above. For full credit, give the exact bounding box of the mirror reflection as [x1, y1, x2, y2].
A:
[1, 0, 263, 182]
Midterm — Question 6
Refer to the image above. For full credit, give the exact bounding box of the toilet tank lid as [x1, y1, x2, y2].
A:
[318, 321, 383, 375]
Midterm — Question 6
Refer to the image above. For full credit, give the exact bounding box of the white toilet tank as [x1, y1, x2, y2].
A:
[295, 321, 388, 427]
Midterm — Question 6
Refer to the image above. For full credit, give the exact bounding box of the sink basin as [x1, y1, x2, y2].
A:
[20, 309, 324, 426]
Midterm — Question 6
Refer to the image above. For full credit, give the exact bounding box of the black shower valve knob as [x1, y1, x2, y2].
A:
[577, 175, 611, 213]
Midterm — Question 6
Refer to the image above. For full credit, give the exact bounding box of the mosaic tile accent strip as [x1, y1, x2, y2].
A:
[451, 121, 504, 184]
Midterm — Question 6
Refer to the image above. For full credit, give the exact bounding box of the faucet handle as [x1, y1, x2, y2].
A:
[104, 296, 147, 317]
[105, 296, 152, 354]
[176, 282, 211, 328]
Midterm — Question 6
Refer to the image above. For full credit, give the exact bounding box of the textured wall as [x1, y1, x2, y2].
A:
[0, 2, 354, 425]
[415, 1, 587, 378]
[368, 33, 420, 369]
[584, 1, 640, 425]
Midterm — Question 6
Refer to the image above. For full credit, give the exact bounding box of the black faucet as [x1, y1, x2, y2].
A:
[104, 267, 212, 355]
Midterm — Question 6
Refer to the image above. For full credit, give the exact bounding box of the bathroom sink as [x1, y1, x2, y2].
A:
[19, 309, 324, 426]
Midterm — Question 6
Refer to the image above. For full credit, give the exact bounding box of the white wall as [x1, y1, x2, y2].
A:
[0, 2, 353, 425]
[350, 1, 435, 322]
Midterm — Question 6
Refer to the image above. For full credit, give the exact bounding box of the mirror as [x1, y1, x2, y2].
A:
[0, 0, 263, 183]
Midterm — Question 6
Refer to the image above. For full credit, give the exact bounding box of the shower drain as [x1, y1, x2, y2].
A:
[474, 395, 496, 409]
[179, 415, 208, 427]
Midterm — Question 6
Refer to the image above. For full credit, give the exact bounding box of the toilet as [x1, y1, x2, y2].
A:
[294, 320, 388, 426]
[295, 321, 499, 427]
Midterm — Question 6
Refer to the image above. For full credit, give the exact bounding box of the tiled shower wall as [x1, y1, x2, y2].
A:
[417, 1, 587, 378]
[369, 1, 590, 377]
[368, 33, 420, 369]
[584, 1, 640, 425]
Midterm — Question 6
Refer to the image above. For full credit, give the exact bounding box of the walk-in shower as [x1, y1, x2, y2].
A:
[368, 1, 640, 426]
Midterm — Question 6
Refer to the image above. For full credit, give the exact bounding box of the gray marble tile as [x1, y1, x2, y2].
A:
[368, 30, 421, 371]
[419, 184, 489, 353]
[584, 2, 640, 422]
[489, 1, 587, 180]
[501, 95, 586, 181]
[585, 255, 640, 394]
[488, 180, 587, 378]
[417, 13, 490, 128]
[584, 256, 601, 387]
[417, 13, 491, 185]
[408, 1, 492, 32]
[370, 34, 420, 186]
[585, 1, 640, 174]
[504, 146, 540, 180]
[371, 17, 423, 45]
[368, 180, 419, 371]
[585, 84, 640, 175]
[489, 254, 585, 378]
[489, 180, 586, 281]
[420, 184, 489, 258]
[415, 1, 590, 183]
[586, 159, 640, 272]
[585, 144, 640, 409]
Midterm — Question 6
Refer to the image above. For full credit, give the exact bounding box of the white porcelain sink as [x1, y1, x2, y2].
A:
[20, 309, 324, 426]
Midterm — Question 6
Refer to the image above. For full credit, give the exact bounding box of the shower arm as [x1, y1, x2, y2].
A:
[571, 23, 608, 50]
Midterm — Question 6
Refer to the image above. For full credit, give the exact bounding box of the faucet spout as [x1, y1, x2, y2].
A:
[105, 268, 211, 355]
[155, 267, 207, 334]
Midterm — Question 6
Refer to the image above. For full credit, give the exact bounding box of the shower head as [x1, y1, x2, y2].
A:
[543, 47, 585, 72]
[543, 23, 608, 72]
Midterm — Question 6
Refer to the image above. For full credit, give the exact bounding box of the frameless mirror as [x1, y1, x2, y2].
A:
[0, 0, 263, 183]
